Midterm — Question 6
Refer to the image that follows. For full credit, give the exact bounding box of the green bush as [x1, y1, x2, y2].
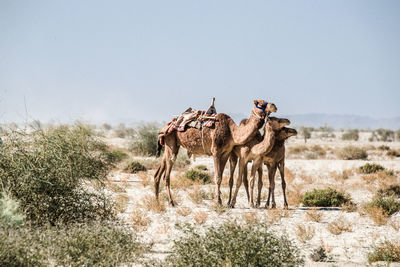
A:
[342, 129, 359, 141]
[364, 195, 400, 216]
[194, 165, 208, 171]
[106, 149, 129, 163]
[0, 193, 25, 228]
[302, 188, 352, 207]
[359, 163, 385, 174]
[336, 146, 368, 160]
[0, 124, 114, 225]
[368, 241, 400, 263]
[0, 222, 146, 266]
[125, 161, 147, 173]
[130, 123, 160, 156]
[184, 169, 212, 184]
[166, 222, 304, 266]
[378, 185, 400, 198]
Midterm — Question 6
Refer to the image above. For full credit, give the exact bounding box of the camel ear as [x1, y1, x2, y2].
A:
[253, 100, 259, 106]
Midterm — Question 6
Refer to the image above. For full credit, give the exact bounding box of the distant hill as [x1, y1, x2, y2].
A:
[284, 113, 400, 130]
[230, 113, 400, 130]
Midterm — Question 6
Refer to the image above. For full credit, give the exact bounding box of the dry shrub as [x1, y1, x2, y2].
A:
[106, 180, 126, 193]
[115, 194, 129, 213]
[310, 145, 326, 157]
[289, 145, 308, 154]
[327, 217, 352, 235]
[242, 212, 259, 224]
[211, 203, 228, 215]
[137, 171, 151, 187]
[156, 224, 170, 235]
[193, 211, 208, 224]
[306, 208, 323, 222]
[188, 186, 208, 204]
[368, 240, 400, 263]
[266, 209, 289, 224]
[364, 206, 389, 226]
[171, 175, 201, 189]
[130, 209, 151, 231]
[341, 201, 357, 212]
[296, 223, 315, 243]
[336, 146, 367, 160]
[141, 195, 166, 213]
[287, 184, 304, 207]
[176, 207, 191, 217]
[138, 158, 161, 170]
[331, 169, 353, 182]
[298, 173, 313, 183]
[388, 218, 400, 231]
[284, 167, 295, 183]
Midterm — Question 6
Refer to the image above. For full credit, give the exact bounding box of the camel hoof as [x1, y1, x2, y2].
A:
[229, 203, 235, 209]
[255, 203, 260, 208]
[169, 201, 175, 207]
[271, 204, 276, 209]
[284, 204, 289, 210]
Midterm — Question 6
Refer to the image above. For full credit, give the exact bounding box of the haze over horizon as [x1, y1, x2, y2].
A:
[1, 1, 399, 125]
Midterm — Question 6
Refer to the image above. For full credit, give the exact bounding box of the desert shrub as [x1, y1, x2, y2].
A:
[378, 185, 400, 198]
[368, 240, 400, 263]
[387, 149, 400, 158]
[310, 246, 329, 262]
[369, 128, 395, 142]
[327, 217, 352, 235]
[378, 145, 390, 151]
[302, 188, 352, 207]
[289, 145, 308, 154]
[364, 195, 400, 216]
[130, 123, 159, 156]
[336, 146, 367, 160]
[0, 222, 146, 266]
[114, 123, 135, 138]
[102, 123, 112, 131]
[310, 145, 326, 157]
[0, 124, 114, 225]
[166, 222, 304, 266]
[0, 193, 25, 228]
[125, 161, 147, 173]
[173, 150, 191, 169]
[341, 129, 359, 141]
[300, 127, 312, 143]
[106, 149, 129, 163]
[194, 164, 208, 171]
[359, 163, 385, 174]
[184, 169, 212, 184]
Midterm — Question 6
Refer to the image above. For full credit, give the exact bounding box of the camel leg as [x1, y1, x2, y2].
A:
[266, 163, 278, 209]
[162, 135, 180, 206]
[217, 152, 230, 204]
[212, 154, 223, 205]
[227, 154, 237, 206]
[154, 156, 166, 199]
[278, 160, 288, 209]
[256, 166, 263, 208]
[229, 159, 246, 208]
[242, 165, 250, 201]
[249, 158, 262, 208]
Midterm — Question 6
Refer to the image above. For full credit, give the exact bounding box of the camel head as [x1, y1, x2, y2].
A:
[276, 127, 297, 140]
[266, 117, 291, 131]
[253, 100, 277, 119]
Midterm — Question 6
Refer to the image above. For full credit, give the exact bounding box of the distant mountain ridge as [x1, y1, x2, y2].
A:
[284, 113, 400, 130]
[230, 113, 400, 130]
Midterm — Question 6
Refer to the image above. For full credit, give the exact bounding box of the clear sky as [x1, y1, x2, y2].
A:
[1, 0, 399, 124]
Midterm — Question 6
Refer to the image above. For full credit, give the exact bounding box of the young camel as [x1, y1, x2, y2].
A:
[228, 117, 290, 208]
[154, 100, 277, 206]
[228, 127, 297, 208]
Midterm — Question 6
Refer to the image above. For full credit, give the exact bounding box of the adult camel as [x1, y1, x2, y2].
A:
[154, 100, 277, 206]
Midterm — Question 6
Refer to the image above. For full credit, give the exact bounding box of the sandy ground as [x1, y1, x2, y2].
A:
[105, 133, 400, 266]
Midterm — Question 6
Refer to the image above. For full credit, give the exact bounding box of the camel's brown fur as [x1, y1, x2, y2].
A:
[154, 100, 277, 206]
[228, 117, 290, 208]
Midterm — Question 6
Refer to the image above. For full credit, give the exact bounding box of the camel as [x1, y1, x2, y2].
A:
[228, 127, 297, 209]
[228, 117, 291, 208]
[154, 100, 277, 206]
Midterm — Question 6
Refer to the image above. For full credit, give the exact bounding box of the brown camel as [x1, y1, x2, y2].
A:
[228, 117, 290, 208]
[229, 127, 297, 209]
[154, 100, 277, 206]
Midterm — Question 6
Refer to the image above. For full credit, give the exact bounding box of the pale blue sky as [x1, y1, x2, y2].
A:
[1, 0, 399, 124]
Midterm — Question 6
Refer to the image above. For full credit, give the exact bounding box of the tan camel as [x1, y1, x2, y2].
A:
[154, 100, 277, 206]
[261, 127, 297, 209]
[228, 117, 290, 208]
[229, 127, 297, 209]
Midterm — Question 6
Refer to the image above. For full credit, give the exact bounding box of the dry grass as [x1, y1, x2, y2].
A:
[306, 208, 323, 222]
[331, 169, 353, 182]
[141, 194, 166, 213]
[287, 184, 304, 207]
[130, 209, 151, 231]
[327, 217, 352, 235]
[171, 174, 201, 189]
[137, 171, 151, 187]
[193, 211, 208, 224]
[284, 167, 296, 183]
[341, 201, 358, 212]
[137, 157, 161, 170]
[388, 218, 400, 231]
[288, 145, 308, 154]
[106, 180, 126, 193]
[295, 223, 315, 243]
[115, 194, 129, 213]
[298, 173, 313, 183]
[242, 212, 259, 224]
[176, 206, 192, 217]
[364, 206, 389, 226]
[211, 203, 228, 215]
[156, 224, 171, 235]
[187, 186, 208, 204]
[265, 208, 290, 224]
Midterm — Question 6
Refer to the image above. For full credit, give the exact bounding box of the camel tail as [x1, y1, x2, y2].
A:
[155, 137, 164, 158]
